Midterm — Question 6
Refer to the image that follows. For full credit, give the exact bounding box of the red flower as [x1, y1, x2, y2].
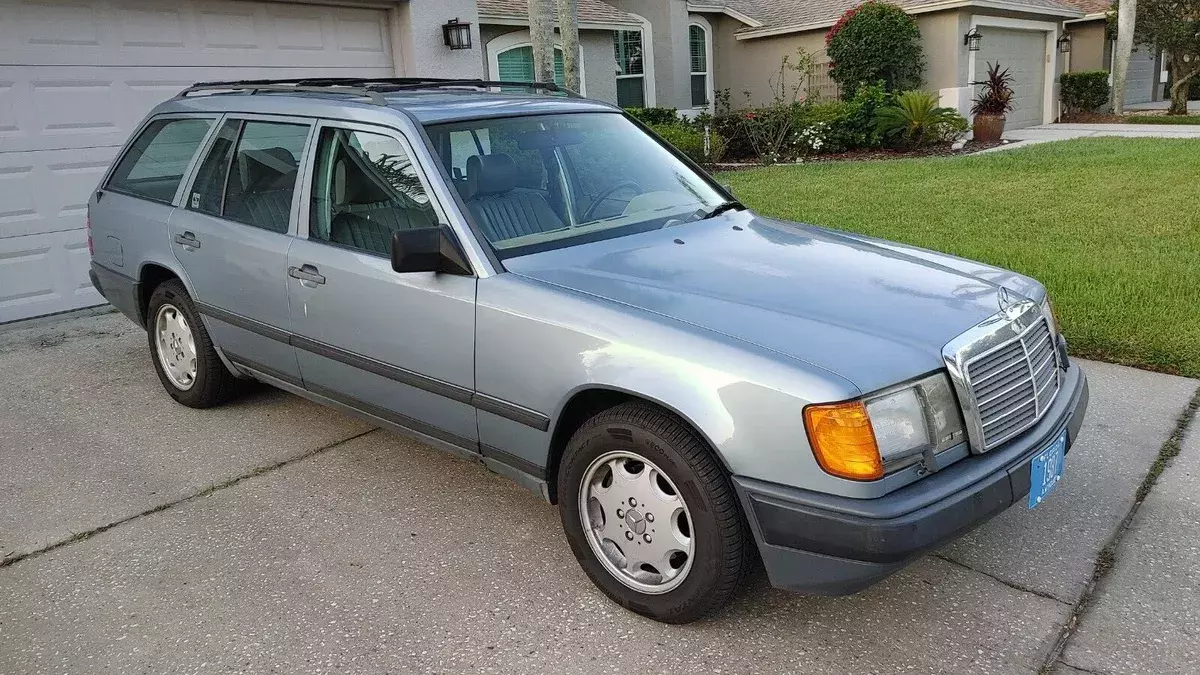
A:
[744, 112, 756, 120]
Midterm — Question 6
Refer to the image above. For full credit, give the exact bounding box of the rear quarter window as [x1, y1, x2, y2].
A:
[107, 118, 214, 203]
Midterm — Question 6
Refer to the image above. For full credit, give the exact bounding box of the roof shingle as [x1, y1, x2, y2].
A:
[702, 0, 1082, 34]
[477, 0, 639, 26]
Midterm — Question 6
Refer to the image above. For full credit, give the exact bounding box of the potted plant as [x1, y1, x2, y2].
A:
[970, 62, 1014, 143]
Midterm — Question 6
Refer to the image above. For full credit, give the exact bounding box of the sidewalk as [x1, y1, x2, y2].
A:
[1053, 394, 1200, 674]
[979, 123, 1200, 153]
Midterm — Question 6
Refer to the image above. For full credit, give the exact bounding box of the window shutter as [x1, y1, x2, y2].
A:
[498, 47, 536, 82]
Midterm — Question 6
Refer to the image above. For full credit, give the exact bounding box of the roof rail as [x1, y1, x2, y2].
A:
[175, 78, 579, 104]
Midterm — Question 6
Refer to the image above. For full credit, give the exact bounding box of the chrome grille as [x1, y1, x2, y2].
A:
[964, 316, 1060, 449]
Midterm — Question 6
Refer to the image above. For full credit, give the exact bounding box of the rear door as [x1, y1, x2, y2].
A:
[285, 120, 479, 453]
[170, 115, 314, 383]
[89, 114, 217, 320]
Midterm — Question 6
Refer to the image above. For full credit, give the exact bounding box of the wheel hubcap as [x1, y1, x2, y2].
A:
[154, 303, 197, 391]
[579, 451, 694, 594]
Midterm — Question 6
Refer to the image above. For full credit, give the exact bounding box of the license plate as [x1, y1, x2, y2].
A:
[1028, 428, 1067, 508]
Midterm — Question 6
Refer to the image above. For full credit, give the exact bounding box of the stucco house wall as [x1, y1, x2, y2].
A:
[1066, 19, 1108, 72]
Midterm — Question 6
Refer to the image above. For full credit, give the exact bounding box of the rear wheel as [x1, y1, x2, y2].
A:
[558, 402, 753, 623]
[146, 279, 238, 408]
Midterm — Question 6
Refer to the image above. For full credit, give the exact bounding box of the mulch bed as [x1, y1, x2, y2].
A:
[711, 140, 1013, 170]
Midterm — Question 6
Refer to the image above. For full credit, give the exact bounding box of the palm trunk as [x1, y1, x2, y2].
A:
[1111, 0, 1138, 114]
[1168, 52, 1196, 115]
[555, 0, 581, 92]
[529, 0, 557, 84]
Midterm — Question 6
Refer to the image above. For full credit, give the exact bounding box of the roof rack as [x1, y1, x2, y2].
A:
[175, 78, 579, 105]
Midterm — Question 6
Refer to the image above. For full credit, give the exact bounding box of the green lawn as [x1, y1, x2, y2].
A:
[722, 138, 1200, 378]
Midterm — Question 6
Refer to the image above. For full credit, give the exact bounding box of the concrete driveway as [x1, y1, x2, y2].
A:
[1, 311, 1197, 674]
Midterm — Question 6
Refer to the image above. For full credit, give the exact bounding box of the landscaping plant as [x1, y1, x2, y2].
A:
[970, 62, 1014, 142]
[874, 91, 968, 147]
[738, 48, 816, 164]
[825, 1, 925, 99]
[1060, 71, 1112, 116]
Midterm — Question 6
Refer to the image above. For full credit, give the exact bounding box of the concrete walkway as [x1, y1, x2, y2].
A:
[1127, 100, 1200, 113]
[981, 123, 1200, 153]
[1, 312, 1198, 674]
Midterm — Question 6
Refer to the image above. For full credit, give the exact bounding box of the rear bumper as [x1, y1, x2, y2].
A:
[90, 261, 144, 326]
[735, 363, 1089, 595]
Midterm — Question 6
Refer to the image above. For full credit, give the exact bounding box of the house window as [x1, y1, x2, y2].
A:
[689, 24, 709, 108]
[496, 45, 565, 86]
[614, 29, 645, 108]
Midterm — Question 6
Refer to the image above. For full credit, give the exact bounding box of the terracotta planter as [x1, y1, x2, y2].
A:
[973, 114, 1006, 143]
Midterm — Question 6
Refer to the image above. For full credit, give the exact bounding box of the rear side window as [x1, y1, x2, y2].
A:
[187, 120, 310, 234]
[107, 118, 214, 203]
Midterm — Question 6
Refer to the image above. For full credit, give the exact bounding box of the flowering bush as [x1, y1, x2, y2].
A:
[825, 2, 924, 99]
[792, 121, 831, 155]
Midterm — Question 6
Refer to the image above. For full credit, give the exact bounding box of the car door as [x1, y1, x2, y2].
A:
[170, 115, 314, 383]
[286, 120, 478, 454]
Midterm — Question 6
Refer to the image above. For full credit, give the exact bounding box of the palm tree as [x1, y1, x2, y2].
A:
[530, 0, 557, 84]
[556, 0, 581, 91]
[1111, 0, 1139, 114]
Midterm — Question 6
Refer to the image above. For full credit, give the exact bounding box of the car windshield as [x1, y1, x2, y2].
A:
[425, 112, 726, 258]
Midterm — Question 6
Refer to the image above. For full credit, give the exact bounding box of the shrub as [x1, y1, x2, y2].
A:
[971, 62, 1014, 116]
[826, 2, 925, 99]
[1060, 71, 1111, 114]
[875, 90, 968, 147]
[624, 107, 679, 126]
[650, 123, 726, 165]
[789, 83, 894, 154]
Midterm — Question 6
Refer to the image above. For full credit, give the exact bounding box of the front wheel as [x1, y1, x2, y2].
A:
[558, 402, 754, 623]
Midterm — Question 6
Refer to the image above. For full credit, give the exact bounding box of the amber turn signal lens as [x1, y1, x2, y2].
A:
[804, 400, 884, 481]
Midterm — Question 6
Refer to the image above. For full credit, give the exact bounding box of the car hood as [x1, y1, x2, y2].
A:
[505, 211, 1043, 394]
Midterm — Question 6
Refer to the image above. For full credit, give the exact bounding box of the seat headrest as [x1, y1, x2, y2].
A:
[466, 153, 518, 198]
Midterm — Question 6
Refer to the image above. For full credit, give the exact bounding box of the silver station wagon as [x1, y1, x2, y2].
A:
[88, 78, 1089, 624]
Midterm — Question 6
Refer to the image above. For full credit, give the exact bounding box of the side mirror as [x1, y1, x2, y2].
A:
[391, 226, 473, 276]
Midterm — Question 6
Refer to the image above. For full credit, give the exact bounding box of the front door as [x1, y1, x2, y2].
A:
[286, 121, 478, 452]
[170, 116, 313, 383]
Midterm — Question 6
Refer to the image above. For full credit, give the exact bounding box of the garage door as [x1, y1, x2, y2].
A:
[975, 28, 1047, 130]
[0, 0, 394, 323]
[1124, 48, 1159, 105]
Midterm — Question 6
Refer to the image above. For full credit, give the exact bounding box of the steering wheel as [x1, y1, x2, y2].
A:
[580, 181, 642, 222]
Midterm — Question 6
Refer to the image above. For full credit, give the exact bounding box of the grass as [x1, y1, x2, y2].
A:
[722, 138, 1200, 377]
[1126, 114, 1200, 125]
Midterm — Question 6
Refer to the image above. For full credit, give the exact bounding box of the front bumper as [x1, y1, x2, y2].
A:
[734, 363, 1089, 595]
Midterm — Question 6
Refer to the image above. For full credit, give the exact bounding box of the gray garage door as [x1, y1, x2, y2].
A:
[0, 0, 395, 323]
[1124, 48, 1160, 105]
[975, 28, 1048, 130]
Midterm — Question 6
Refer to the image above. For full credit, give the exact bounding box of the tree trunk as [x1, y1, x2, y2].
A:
[555, 0, 581, 92]
[1111, 0, 1138, 114]
[1168, 52, 1196, 115]
[529, 0, 557, 84]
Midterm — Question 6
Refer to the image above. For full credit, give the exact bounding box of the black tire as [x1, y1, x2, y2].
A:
[145, 278, 238, 408]
[557, 401, 754, 624]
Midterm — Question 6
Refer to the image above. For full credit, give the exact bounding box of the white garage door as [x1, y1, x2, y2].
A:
[0, 0, 395, 323]
[975, 28, 1047, 131]
[1124, 48, 1159, 105]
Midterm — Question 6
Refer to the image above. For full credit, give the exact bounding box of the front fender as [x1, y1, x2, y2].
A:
[474, 274, 860, 492]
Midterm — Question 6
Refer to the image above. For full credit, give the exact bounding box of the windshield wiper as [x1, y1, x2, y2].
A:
[675, 200, 744, 226]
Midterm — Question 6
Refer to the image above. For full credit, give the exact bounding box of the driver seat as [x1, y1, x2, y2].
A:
[465, 153, 564, 241]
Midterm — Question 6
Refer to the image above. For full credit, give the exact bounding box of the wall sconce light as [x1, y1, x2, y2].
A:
[1057, 32, 1073, 53]
[443, 18, 472, 50]
[964, 27, 983, 51]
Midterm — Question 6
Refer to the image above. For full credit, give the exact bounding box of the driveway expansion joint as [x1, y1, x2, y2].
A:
[933, 554, 1071, 605]
[1037, 384, 1200, 675]
[0, 427, 380, 571]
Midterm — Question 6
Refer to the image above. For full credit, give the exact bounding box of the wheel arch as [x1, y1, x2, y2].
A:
[136, 260, 191, 328]
[544, 384, 734, 504]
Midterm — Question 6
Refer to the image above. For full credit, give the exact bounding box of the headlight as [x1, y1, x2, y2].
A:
[805, 373, 967, 481]
[1041, 295, 1060, 335]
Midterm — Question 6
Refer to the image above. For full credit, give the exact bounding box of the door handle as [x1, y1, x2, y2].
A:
[288, 264, 326, 286]
[173, 232, 200, 249]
